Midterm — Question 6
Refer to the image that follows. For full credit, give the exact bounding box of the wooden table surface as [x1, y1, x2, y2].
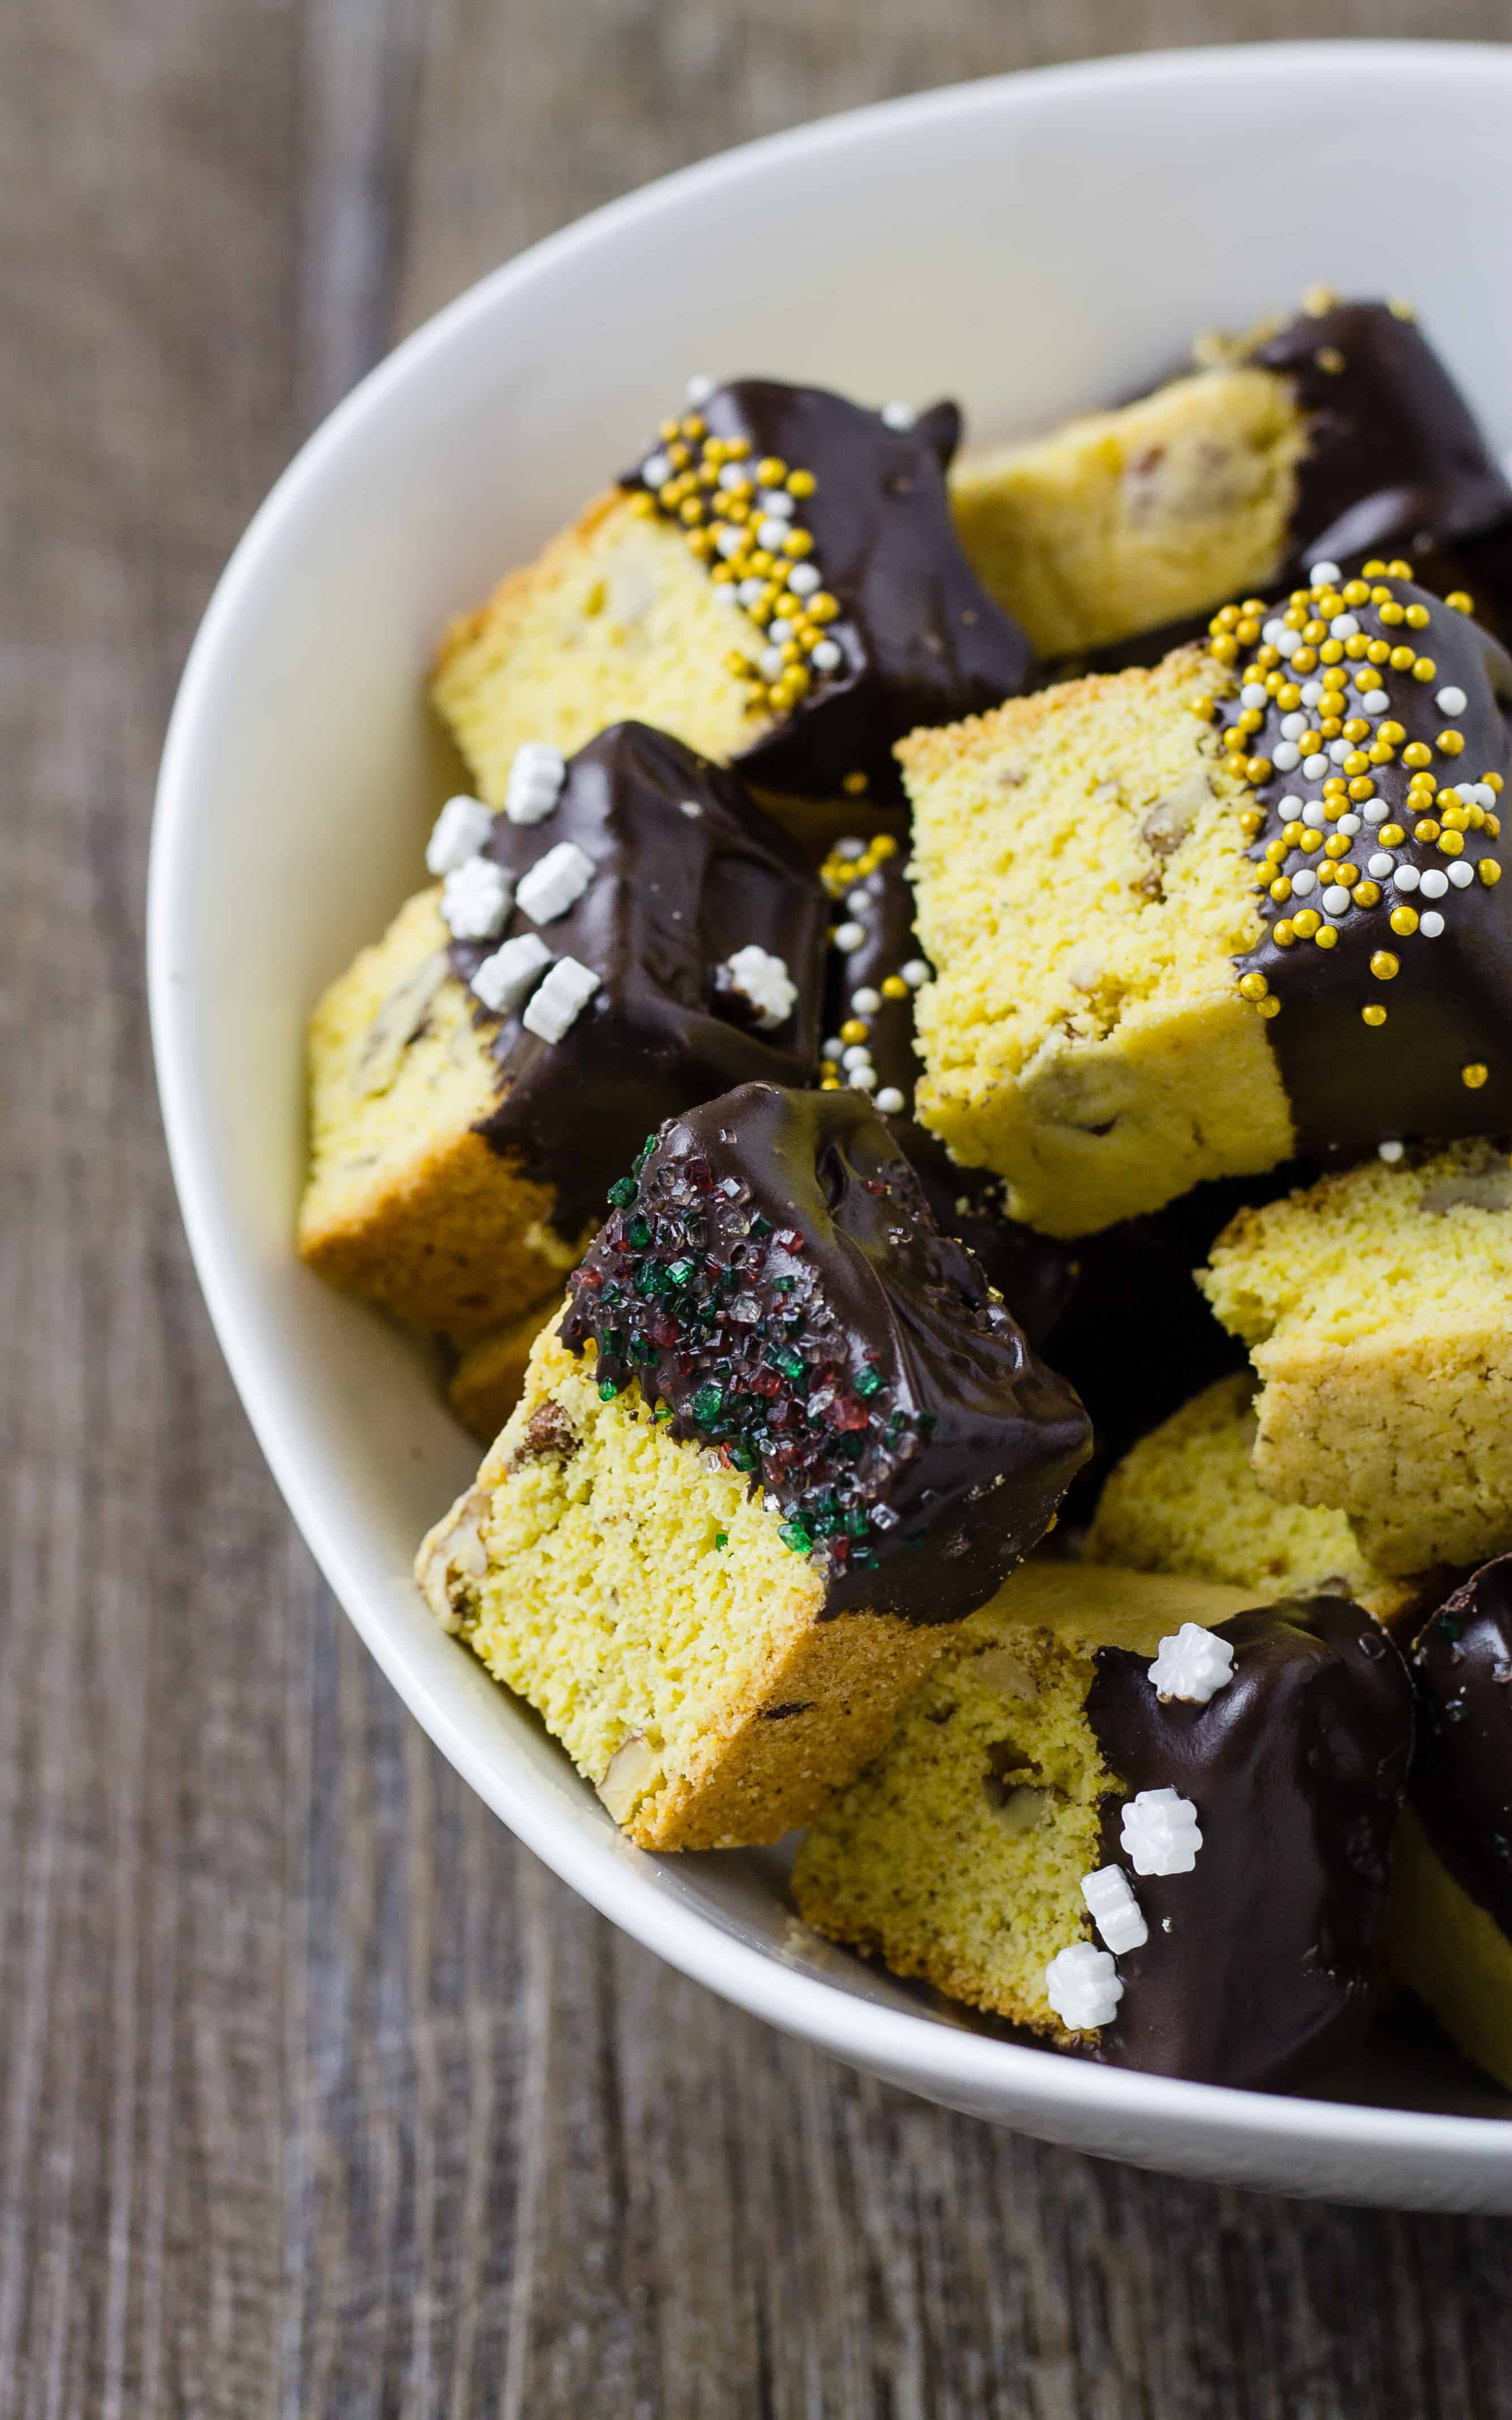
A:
[8, 3, 1512, 2412]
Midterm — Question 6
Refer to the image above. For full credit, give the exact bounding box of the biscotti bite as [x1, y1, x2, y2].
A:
[298, 723, 827, 1343]
[792, 1563, 1414, 2087]
[414, 1084, 1091, 1850]
[1386, 1558, 1512, 2092]
[1084, 1373, 1426, 1629]
[950, 293, 1512, 658]
[1201, 1140, 1512, 1578]
[433, 377, 1031, 816]
[903, 563, 1512, 1234]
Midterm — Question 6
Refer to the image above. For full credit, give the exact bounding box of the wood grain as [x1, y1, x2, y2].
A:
[6, 2, 1512, 2413]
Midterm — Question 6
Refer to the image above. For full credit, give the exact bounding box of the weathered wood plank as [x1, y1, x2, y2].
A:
[8, 3, 1512, 2416]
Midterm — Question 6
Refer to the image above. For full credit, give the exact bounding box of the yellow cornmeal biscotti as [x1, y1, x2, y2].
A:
[1386, 1810, 1512, 2097]
[793, 1562, 1414, 2086]
[300, 887, 579, 1343]
[433, 377, 1031, 820]
[447, 1293, 561, 1444]
[899, 647, 1293, 1235]
[299, 724, 828, 1347]
[415, 1085, 1090, 1852]
[1084, 1372, 1424, 1627]
[1200, 1141, 1512, 1577]
[949, 365, 1307, 658]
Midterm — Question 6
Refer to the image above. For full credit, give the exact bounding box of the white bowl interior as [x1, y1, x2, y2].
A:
[152, 42, 1512, 2206]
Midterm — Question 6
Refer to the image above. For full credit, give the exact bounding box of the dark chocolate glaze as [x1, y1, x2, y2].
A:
[558, 1083, 1091, 1621]
[1217, 577, 1512, 1157]
[623, 381, 1033, 801]
[1249, 301, 1512, 576]
[821, 833, 1077, 1348]
[447, 723, 828, 1239]
[1410, 1556, 1512, 1936]
[1085, 1596, 1415, 2088]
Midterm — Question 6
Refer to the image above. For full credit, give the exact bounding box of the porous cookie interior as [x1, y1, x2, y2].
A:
[903, 646, 1293, 1232]
[432, 492, 771, 801]
[949, 364, 1306, 657]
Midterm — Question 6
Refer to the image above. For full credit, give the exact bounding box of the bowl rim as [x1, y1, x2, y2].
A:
[149, 36, 1512, 2188]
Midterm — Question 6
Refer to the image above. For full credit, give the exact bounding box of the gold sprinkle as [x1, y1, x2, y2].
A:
[1314, 924, 1339, 948]
[1379, 603, 1406, 628]
[839, 1017, 869, 1045]
[881, 974, 909, 1000]
[1302, 283, 1339, 315]
[1379, 823, 1407, 847]
[1362, 1004, 1389, 1026]
[1388, 559, 1414, 579]
[1463, 1063, 1490, 1090]
[1406, 603, 1432, 629]
[1238, 972, 1270, 1002]
[787, 467, 816, 497]
[1403, 743, 1432, 770]
[1315, 346, 1346, 374]
[1445, 590, 1475, 614]
[1370, 951, 1400, 981]
[1355, 880, 1382, 908]
[1489, 773, 1506, 796]
[1481, 858, 1502, 885]
[1389, 297, 1417, 321]
[1362, 559, 1388, 577]
[1270, 876, 1293, 904]
[1245, 756, 1273, 786]
[1273, 920, 1297, 947]
[842, 770, 868, 795]
[1440, 830, 1466, 857]
[1390, 905, 1420, 936]
[1412, 658, 1438, 682]
[1292, 909, 1322, 939]
[755, 455, 787, 487]
[1414, 819, 1442, 843]
[1438, 730, 1466, 756]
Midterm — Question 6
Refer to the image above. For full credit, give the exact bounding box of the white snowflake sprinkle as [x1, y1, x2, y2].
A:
[427, 794, 494, 876]
[1044, 1941, 1123, 2031]
[521, 955, 599, 1042]
[1081, 1866, 1149, 1954]
[1120, 1787, 1202, 1877]
[1148, 1623, 1235, 1705]
[505, 740, 567, 825]
[441, 855, 513, 941]
[471, 931, 552, 1015]
[517, 840, 595, 924]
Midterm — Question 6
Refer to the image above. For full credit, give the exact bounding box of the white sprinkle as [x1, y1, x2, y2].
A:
[715, 524, 746, 560]
[441, 855, 513, 941]
[517, 839, 595, 924]
[685, 373, 716, 404]
[720, 943, 797, 1031]
[1330, 612, 1361, 638]
[718, 461, 749, 491]
[841, 1043, 873, 1071]
[641, 450, 672, 488]
[901, 958, 930, 988]
[788, 562, 822, 596]
[1420, 867, 1450, 899]
[1310, 559, 1343, 587]
[1290, 868, 1317, 896]
[521, 955, 599, 1042]
[1301, 681, 1325, 708]
[1277, 794, 1305, 816]
[1379, 1139, 1406, 1163]
[1359, 689, 1391, 716]
[680, 799, 703, 819]
[851, 986, 882, 1015]
[822, 1036, 845, 1060]
[426, 794, 494, 876]
[1420, 909, 1446, 936]
[471, 931, 551, 1015]
[1362, 800, 1389, 825]
[1394, 864, 1421, 892]
[880, 399, 917, 429]
[811, 639, 844, 675]
[1449, 860, 1476, 888]
[1327, 737, 1352, 763]
[1437, 685, 1469, 716]
[875, 1086, 906, 1116]
[1322, 884, 1352, 915]
[1302, 801, 1327, 829]
[767, 617, 795, 645]
[1464, 782, 1494, 808]
[758, 646, 785, 680]
[835, 837, 867, 859]
[1148, 1623, 1235, 1705]
[736, 577, 767, 608]
[1335, 813, 1361, 838]
[1272, 742, 1301, 772]
[1279, 713, 1308, 741]
[1262, 619, 1286, 646]
[1044, 1941, 1123, 2031]
[848, 1065, 878, 1093]
[1241, 683, 1268, 710]
[1081, 1865, 1149, 1955]
[832, 921, 865, 952]
[758, 488, 795, 519]
[757, 517, 790, 552]
[1275, 628, 1301, 659]
[505, 740, 567, 825]
[1368, 851, 1395, 879]
[1303, 753, 1329, 779]
[846, 887, 873, 916]
[1120, 1787, 1202, 1877]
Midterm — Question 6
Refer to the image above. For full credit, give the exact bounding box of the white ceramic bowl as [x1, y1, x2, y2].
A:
[151, 40, 1512, 2209]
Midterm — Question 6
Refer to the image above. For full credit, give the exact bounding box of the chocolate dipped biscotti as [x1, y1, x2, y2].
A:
[299, 722, 828, 1343]
[432, 378, 1032, 821]
[415, 1084, 1091, 1850]
[793, 1563, 1415, 2088]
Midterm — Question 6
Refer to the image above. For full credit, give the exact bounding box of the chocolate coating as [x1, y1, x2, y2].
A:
[1249, 301, 1512, 576]
[1218, 576, 1512, 1156]
[1410, 1556, 1512, 1936]
[559, 1083, 1091, 1621]
[821, 834, 1077, 1347]
[1086, 1596, 1415, 2088]
[447, 723, 829, 1239]
[625, 381, 1033, 800]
